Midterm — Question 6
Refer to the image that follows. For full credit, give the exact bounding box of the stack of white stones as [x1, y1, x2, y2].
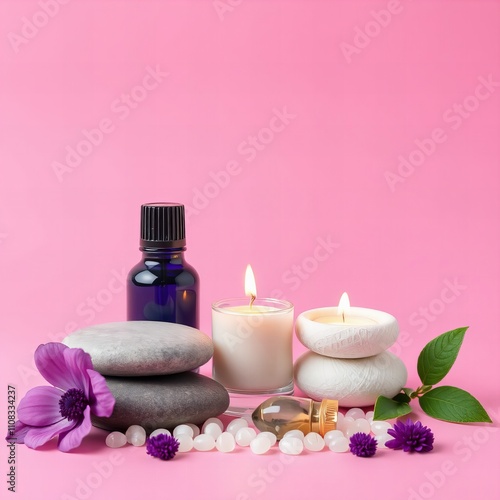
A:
[294, 307, 408, 407]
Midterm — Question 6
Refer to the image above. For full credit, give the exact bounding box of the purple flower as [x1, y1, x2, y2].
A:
[349, 432, 377, 457]
[6, 343, 115, 452]
[146, 434, 180, 460]
[386, 419, 434, 453]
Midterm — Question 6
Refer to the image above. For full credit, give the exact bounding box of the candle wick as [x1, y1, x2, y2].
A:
[342, 312, 345, 323]
[249, 294, 256, 309]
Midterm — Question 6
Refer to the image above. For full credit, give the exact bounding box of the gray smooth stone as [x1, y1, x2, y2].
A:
[92, 372, 230, 433]
[62, 321, 213, 376]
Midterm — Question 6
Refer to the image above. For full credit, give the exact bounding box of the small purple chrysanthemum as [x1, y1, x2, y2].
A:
[349, 432, 377, 457]
[146, 434, 180, 461]
[386, 419, 434, 453]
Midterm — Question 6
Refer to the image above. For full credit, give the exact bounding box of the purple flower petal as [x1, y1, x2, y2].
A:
[57, 407, 92, 452]
[24, 418, 75, 449]
[17, 386, 64, 426]
[385, 438, 398, 449]
[87, 369, 115, 417]
[349, 432, 377, 457]
[35, 343, 91, 394]
[62, 347, 92, 395]
[14, 343, 113, 453]
[146, 434, 179, 460]
[385, 418, 434, 453]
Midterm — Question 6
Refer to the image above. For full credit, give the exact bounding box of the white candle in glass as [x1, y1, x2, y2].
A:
[212, 265, 294, 392]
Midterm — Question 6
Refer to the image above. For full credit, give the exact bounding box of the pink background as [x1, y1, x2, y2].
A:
[1, 0, 499, 499]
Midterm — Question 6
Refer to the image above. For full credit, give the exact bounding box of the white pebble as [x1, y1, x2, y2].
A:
[354, 418, 371, 434]
[150, 428, 171, 438]
[177, 434, 194, 452]
[365, 411, 374, 422]
[106, 432, 127, 448]
[235, 427, 257, 446]
[279, 437, 303, 455]
[329, 436, 349, 453]
[173, 424, 194, 438]
[204, 422, 223, 440]
[337, 416, 354, 434]
[227, 418, 248, 435]
[250, 436, 271, 455]
[336, 412, 344, 427]
[258, 431, 277, 446]
[186, 423, 200, 437]
[202, 418, 223, 433]
[303, 432, 324, 452]
[125, 425, 146, 446]
[324, 430, 344, 447]
[371, 420, 393, 435]
[376, 433, 393, 448]
[283, 430, 304, 441]
[345, 408, 365, 420]
[193, 434, 215, 451]
[216, 432, 236, 453]
[344, 420, 360, 438]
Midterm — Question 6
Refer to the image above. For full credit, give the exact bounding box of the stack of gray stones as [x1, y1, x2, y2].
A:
[63, 321, 229, 433]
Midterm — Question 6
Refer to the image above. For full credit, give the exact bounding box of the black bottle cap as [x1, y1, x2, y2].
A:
[140, 203, 186, 249]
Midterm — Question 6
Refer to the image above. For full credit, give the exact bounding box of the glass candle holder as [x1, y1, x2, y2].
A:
[212, 298, 294, 415]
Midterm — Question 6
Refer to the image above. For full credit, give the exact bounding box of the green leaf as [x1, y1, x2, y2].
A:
[417, 327, 468, 385]
[419, 386, 492, 423]
[392, 392, 411, 404]
[419, 385, 433, 394]
[374, 395, 412, 421]
[402, 387, 414, 398]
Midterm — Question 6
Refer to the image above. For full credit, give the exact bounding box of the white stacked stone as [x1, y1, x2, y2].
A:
[294, 311, 407, 407]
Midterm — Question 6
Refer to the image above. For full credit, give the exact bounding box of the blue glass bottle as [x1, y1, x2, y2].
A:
[127, 203, 199, 328]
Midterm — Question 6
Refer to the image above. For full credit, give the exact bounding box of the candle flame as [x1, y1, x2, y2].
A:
[245, 264, 257, 305]
[338, 292, 350, 322]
